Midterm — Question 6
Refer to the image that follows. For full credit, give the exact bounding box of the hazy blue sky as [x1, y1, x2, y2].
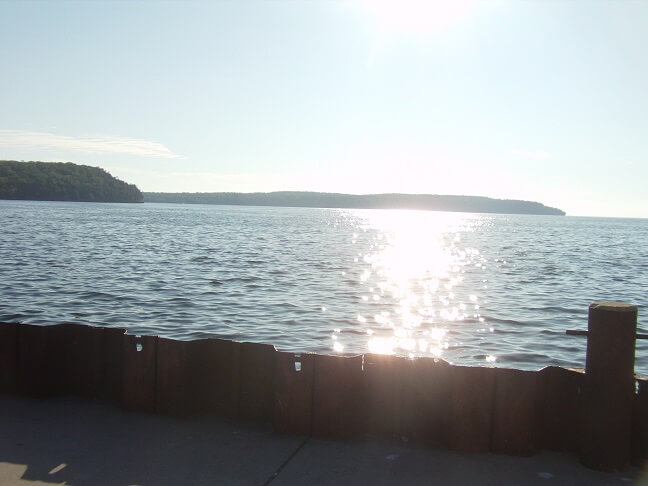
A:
[1, 0, 646, 217]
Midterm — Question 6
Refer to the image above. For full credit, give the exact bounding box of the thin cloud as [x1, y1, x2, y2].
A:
[507, 148, 551, 160]
[0, 129, 180, 159]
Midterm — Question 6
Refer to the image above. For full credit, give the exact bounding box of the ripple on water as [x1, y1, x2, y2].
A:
[0, 202, 647, 373]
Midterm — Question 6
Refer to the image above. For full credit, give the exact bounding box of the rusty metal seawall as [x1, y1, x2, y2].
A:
[0, 302, 644, 472]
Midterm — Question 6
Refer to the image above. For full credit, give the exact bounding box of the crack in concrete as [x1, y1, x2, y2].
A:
[263, 436, 310, 485]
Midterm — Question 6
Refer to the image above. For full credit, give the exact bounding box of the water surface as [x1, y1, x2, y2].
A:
[1, 200, 646, 374]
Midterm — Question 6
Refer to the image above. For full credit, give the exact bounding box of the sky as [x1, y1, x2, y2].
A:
[1, 0, 647, 218]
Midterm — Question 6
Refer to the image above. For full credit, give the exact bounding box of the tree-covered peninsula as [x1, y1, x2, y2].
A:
[144, 191, 566, 215]
[0, 160, 143, 203]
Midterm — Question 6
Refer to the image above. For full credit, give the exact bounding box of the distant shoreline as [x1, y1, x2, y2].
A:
[143, 191, 566, 216]
[0, 160, 143, 203]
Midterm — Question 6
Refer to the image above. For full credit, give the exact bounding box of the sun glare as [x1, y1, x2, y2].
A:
[350, 210, 486, 359]
[359, 0, 477, 36]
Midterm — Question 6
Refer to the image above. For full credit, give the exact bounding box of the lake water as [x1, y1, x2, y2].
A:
[1, 200, 646, 374]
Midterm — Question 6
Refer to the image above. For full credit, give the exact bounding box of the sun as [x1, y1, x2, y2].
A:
[359, 0, 478, 37]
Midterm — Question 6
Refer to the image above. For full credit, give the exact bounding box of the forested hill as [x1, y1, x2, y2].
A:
[0, 161, 143, 203]
[144, 191, 566, 215]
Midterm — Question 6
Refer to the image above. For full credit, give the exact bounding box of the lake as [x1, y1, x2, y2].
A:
[1, 200, 646, 374]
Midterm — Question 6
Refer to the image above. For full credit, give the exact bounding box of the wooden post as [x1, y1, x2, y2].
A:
[122, 334, 158, 413]
[580, 302, 637, 471]
[362, 353, 409, 441]
[239, 342, 276, 422]
[274, 352, 314, 435]
[311, 354, 363, 439]
[444, 365, 496, 453]
[633, 377, 648, 466]
[536, 366, 584, 454]
[0, 322, 18, 394]
[400, 357, 451, 446]
[491, 368, 538, 456]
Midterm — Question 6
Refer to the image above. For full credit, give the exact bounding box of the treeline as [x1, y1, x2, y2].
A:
[0, 160, 143, 203]
[144, 191, 566, 215]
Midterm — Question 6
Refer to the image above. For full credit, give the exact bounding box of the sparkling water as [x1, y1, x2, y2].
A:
[1, 200, 646, 374]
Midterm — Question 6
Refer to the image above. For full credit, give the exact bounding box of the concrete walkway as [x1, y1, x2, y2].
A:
[0, 396, 643, 485]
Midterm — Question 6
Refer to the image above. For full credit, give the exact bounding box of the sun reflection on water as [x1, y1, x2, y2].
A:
[331, 209, 493, 362]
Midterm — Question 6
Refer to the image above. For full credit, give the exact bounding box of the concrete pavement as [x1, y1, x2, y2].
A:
[0, 396, 643, 485]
